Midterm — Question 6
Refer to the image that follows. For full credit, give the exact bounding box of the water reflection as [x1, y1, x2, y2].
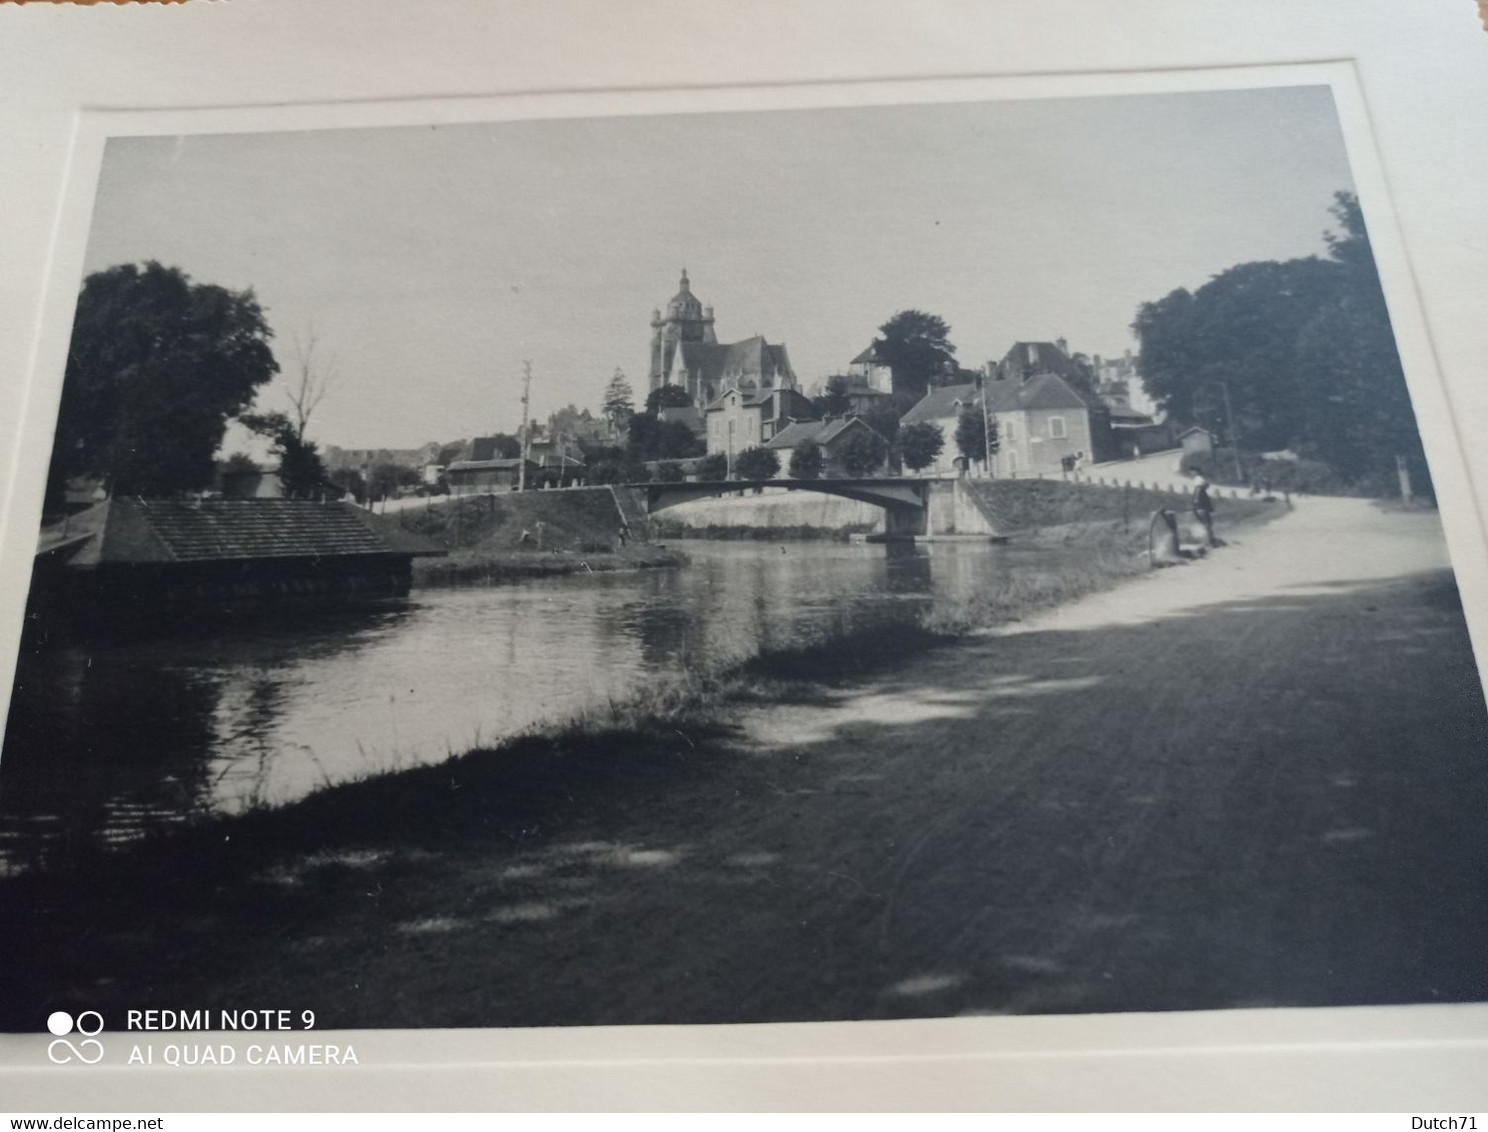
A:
[0, 539, 1014, 869]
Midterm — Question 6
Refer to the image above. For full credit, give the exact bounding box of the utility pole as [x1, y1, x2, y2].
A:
[980, 373, 994, 479]
[518, 360, 532, 493]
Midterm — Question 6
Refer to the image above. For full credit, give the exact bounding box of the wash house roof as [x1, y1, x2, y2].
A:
[37, 498, 442, 567]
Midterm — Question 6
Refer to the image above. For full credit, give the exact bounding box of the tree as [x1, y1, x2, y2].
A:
[697, 452, 729, 479]
[602, 368, 635, 433]
[733, 446, 780, 482]
[955, 406, 997, 469]
[837, 428, 889, 477]
[548, 403, 597, 438]
[282, 328, 338, 440]
[626, 415, 704, 462]
[1295, 191, 1429, 487]
[645, 384, 694, 415]
[898, 422, 945, 473]
[236, 327, 338, 499]
[813, 376, 854, 418]
[859, 391, 919, 454]
[327, 465, 368, 503]
[239, 409, 328, 498]
[48, 261, 279, 501]
[1132, 191, 1426, 492]
[1133, 257, 1340, 451]
[788, 441, 824, 480]
[367, 461, 418, 500]
[875, 310, 956, 402]
[221, 452, 260, 476]
[486, 433, 523, 459]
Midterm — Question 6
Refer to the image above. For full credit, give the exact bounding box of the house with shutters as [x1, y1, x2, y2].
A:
[901, 366, 1117, 478]
[703, 385, 818, 464]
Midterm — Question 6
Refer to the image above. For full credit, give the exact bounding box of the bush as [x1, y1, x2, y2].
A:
[697, 453, 729, 480]
[734, 446, 781, 482]
[654, 462, 687, 483]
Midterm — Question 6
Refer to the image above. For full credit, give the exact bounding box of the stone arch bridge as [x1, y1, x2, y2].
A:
[631, 478, 940, 539]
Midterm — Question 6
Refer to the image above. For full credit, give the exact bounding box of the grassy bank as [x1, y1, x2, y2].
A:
[398, 489, 686, 586]
[413, 543, 686, 587]
[398, 489, 629, 554]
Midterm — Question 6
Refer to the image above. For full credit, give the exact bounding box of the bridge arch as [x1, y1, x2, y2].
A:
[633, 478, 938, 539]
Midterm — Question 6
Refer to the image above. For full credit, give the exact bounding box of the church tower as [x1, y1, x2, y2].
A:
[648, 269, 716, 393]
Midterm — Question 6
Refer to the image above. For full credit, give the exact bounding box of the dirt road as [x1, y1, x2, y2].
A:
[12, 498, 1487, 1028]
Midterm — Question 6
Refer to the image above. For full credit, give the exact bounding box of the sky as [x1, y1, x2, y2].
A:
[80, 84, 1357, 451]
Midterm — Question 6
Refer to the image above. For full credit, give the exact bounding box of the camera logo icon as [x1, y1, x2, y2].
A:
[46, 1010, 105, 1065]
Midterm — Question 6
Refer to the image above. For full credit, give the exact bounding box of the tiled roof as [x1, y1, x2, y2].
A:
[1013, 372, 1092, 412]
[765, 417, 874, 450]
[45, 499, 442, 566]
[850, 342, 887, 365]
[999, 341, 1084, 382]
[906, 373, 1095, 423]
[901, 383, 981, 425]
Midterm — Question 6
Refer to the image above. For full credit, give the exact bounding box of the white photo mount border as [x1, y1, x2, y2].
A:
[2, 58, 1487, 1112]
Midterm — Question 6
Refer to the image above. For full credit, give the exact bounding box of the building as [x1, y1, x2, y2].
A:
[899, 384, 985, 477]
[902, 367, 1118, 478]
[1179, 426, 1216, 462]
[1092, 348, 1159, 418]
[847, 342, 894, 394]
[984, 371, 1115, 476]
[991, 339, 1090, 386]
[704, 385, 817, 464]
[648, 270, 798, 407]
[444, 457, 540, 494]
[763, 417, 890, 478]
[30, 498, 444, 618]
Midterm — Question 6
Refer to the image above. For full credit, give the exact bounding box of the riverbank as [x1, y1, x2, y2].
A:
[0, 500, 1291, 1028]
[413, 543, 686, 586]
[651, 519, 878, 542]
[396, 487, 687, 585]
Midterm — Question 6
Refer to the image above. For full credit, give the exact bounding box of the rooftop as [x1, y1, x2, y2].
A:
[38, 498, 443, 566]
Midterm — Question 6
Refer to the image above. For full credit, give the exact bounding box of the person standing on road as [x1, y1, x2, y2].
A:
[1191, 472, 1219, 547]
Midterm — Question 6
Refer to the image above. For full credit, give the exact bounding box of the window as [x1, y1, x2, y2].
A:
[1048, 416, 1066, 439]
[1003, 419, 1014, 442]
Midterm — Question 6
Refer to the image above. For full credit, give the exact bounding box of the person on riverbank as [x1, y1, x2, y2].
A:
[1191, 472, 1219, 547]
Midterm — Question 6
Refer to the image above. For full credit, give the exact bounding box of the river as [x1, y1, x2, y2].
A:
[0, 538, 1045, 872]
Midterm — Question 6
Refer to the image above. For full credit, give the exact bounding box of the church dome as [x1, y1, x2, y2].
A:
[666, 269, 703, 318]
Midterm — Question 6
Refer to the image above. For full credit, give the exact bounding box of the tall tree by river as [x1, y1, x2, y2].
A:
[1132, 192, 1427, 490]
[48, 261, 279, 505]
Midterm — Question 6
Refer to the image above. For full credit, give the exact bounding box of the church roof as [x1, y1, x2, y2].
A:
[676, 336, 795, 392]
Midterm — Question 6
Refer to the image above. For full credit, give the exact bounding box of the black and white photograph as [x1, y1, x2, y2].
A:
[1, 47, 1486, 1096]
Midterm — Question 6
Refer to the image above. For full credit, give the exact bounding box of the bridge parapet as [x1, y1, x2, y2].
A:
[638, 478, 938, 517]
